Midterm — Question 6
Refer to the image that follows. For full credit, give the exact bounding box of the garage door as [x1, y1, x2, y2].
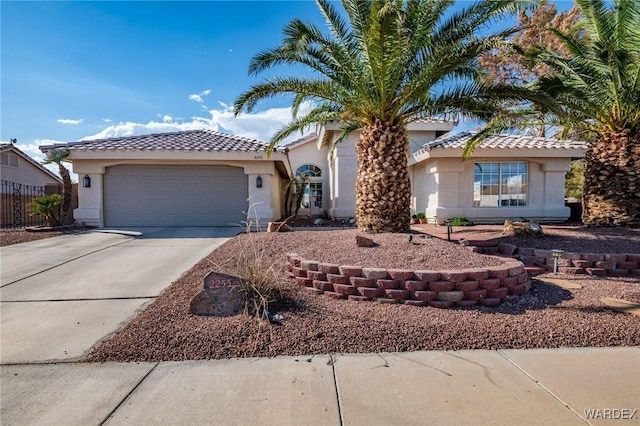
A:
[104, 165, 248, 226]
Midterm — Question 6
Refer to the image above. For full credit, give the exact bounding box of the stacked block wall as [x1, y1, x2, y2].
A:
[486, 246, 640, 278]
[285, 253, 531, 308]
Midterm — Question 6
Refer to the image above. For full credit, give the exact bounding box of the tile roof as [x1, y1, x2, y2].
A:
[422, 131, 587, 151]
[39, 130, 283, 153]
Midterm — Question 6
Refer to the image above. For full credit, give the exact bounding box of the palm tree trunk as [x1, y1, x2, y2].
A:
[58, 164, 73, 224]
[582, 130, 640, 227]
[355, 119, 411, 233]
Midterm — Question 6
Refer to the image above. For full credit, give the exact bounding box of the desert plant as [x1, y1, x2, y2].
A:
[449, 216, 473, 226]
[42, 150, 72, 223]
[28, 194, 62, 227]
[226, 204, 284, 320]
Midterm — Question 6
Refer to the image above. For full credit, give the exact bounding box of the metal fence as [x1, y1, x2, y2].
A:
[0, 180, 46, 229]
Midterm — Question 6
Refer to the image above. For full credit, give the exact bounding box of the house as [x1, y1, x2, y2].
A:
[287, 125, 586, 224]
[39, 131, 290, 227]
[1, 143, 64, 227]
[40, 125, 586, 228]
[1, 143, 62, 188]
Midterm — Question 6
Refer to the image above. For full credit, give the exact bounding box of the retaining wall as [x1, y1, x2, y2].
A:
[285, 253, 531, 308]
[478, 244, 640, 278]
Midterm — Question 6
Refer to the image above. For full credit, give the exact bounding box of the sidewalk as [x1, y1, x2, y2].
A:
[2, 347, 638, 425]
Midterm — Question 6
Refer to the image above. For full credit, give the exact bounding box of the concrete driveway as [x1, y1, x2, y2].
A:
[0, 227, 239, 364]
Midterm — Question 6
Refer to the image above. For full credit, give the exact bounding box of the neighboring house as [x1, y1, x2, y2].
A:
[1, 143, 63, 227]
[1, 143, 62, 188]
[39, 131, 290, 227]
[40, 125, 586, 228]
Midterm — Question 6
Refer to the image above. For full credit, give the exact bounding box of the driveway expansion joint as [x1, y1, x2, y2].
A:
[496, 350, 591, 425]
[1, 296, 156, 303]
[0, 237, 134, 288]
[329, 354, 344, 426]
[98, 361, 160, 425]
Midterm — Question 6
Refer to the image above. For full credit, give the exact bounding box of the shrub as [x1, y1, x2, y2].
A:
[28, 194, 62, 227]
[416, 212, 426, 219]
[227, 204, 284, 320]
[449, 216, 473, 226]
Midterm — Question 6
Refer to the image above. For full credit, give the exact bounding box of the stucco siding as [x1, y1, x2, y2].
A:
[0, 156, 60, 187]
[416, 157, 573, 224]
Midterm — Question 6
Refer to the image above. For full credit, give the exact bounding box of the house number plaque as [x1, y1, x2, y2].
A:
[189, 272, 244, 317]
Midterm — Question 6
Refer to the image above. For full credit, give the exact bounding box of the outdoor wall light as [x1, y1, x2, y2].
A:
[83, 175, 91, 188]
[256, 176, 263, 188]
[551, 249, 564, 275]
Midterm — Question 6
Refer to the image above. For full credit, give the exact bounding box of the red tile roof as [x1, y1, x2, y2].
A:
[422, 131, 587, 151]
[39, 130, 282, 153]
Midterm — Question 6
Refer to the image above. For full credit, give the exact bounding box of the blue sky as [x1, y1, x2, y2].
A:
[1, 0, 575, 166]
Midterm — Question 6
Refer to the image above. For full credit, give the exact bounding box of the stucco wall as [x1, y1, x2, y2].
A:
[419, 157, 572, 224]
[1, 153, 61, 187]
[325, 129, 440, 219]
[70, 158, 285, 227]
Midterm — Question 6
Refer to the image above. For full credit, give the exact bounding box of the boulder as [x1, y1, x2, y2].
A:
[502, 219, 544, 237]
[356, 235, 378, 247]
[190, 272, 244, 316]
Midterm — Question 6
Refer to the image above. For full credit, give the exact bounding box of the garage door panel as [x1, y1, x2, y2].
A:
[104, 165, 248, 226]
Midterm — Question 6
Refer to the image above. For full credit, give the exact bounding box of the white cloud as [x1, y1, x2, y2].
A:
[208, 102, 314, 143]
[82, 119, 212, 140]
[81, 102, 314, 145]
[188, 89, 212, 103]
[57, 118, 84, 125]
[102, 118, 111, 123]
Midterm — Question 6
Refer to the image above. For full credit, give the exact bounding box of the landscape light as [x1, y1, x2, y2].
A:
[551, 249, 564, 275]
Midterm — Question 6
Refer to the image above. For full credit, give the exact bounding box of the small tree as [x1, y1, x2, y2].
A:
[28, 194, 62, 227]
[42, 150, 72, 223]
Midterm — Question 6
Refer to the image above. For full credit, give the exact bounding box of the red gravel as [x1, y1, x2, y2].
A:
[86, 228, 640, 362]
[0, 229, 68, 246]
[421, 223, 640, 254]
[0, 227, 84, 247]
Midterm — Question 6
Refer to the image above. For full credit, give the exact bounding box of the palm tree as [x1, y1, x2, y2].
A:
[531, 0, 640, 227]
[28, 194, 62, 227]
[43, 149, 73, 224]
[235, 0, 548, 233]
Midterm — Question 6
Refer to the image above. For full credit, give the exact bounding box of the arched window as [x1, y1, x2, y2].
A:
[294, 164, 323, 209]
[295, 164, 322, 177]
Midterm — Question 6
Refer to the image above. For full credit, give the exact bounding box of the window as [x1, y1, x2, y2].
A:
[295, 164, 322, 177]
[295, 164, 322, 209]
[473, 162, 527, 207]
[1, 153, 19, 168]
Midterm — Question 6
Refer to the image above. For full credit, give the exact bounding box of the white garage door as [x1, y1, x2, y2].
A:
[104, 165, 248, 226]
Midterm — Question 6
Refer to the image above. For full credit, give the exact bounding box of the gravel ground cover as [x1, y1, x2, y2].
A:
[0, 229, 69, 247]
[422, 223, 640, 254]
[87, 228, 640, 362]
